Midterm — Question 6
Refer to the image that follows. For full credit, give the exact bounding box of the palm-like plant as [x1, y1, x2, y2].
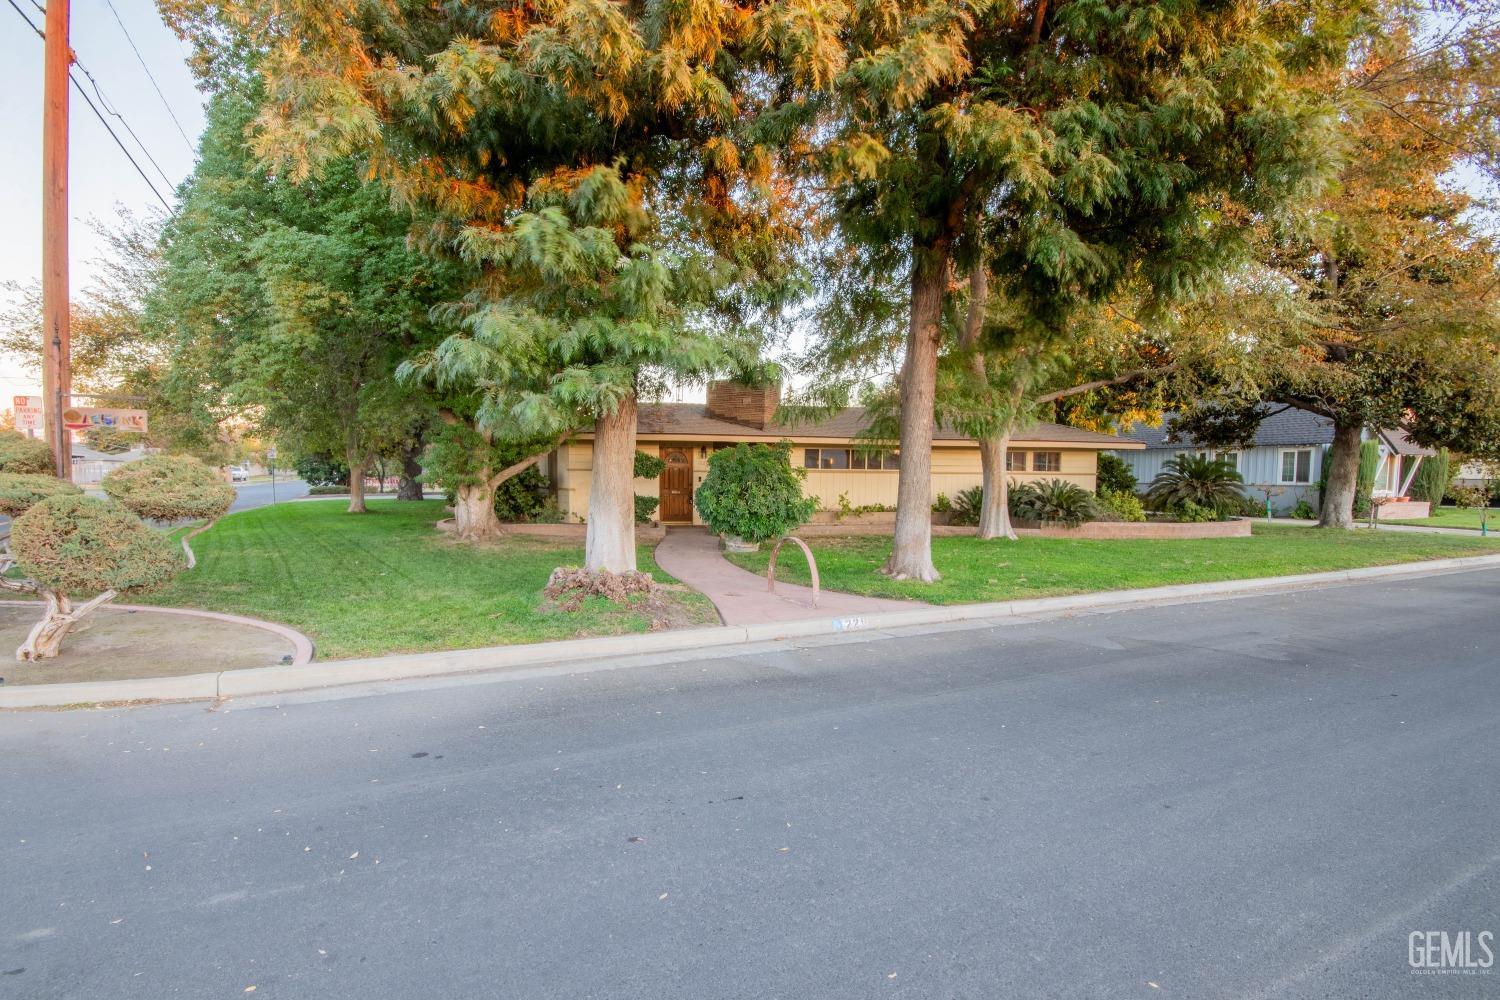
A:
[1009, 479, 1100, 527]
[1146, 455, 1245, 516]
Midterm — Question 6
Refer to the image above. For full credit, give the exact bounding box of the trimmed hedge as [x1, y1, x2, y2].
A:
[0, 431, 56, 474]
[11, 494, 182, 594]
[103, 455, 236, 522]
[0, 473, 82, 516]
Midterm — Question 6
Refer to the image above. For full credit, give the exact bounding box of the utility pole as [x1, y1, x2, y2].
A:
[41, 0, 72, 480]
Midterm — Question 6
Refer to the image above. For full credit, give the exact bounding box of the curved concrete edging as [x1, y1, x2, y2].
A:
[4, 553, 1500, 709]
[0, 602, 315, 708]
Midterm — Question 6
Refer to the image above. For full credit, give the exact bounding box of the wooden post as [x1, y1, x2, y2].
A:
[42, 0, 72, 480]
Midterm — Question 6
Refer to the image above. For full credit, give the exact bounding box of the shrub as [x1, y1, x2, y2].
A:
[634, 494, 661, 524]
[694, 442, 817, 543]
[307, 484, 347, 495]
[0, 431, 56, 474]
[1412, 449, 1453, 504]
[1145, 455, 1244, 516]
[1354, 440, 1380, 517]
[102, 454, 237, 569]
[1011, 479, 1099, 527]
[1451, 485, 1490, 510]
[932, 493, 952, 513]
[8, 495, 183, 660]
[949, 485, 984, 526]
[1291, 499, 1318, 520]
[1097, 487, 1146, 522]
[294, 454, 350, 488]
[103, 455, 236, 522]
[1096, 453, 1138, 495]
[492, 465, 549, 522]
[633, 450, 666, 480]
[1175, 500, 1219, 522]
[534, 497, 566, 523]
[0, 473, 81, 516]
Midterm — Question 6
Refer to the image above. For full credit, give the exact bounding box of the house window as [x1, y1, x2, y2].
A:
[1199, 450, 1238, 470]
[1280, 448, 1314, 484]
[1005, 451, 1026, 472]
[804, 448, 898, 470]
[1032, 451, 1061, 473]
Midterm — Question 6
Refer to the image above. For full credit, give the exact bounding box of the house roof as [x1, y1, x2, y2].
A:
[585, 403, 1143, 448]
[1123, 406, 1431, 456]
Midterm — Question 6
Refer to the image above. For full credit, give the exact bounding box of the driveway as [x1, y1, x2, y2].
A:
[2, 570, 1498, 998]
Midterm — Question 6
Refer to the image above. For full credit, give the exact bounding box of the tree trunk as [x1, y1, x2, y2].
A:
[397, 436, 425, 501]
[16, 589, 117, 661]
[976, 432, 1018, 540]
[1319, 420, 1362, 528]
[882, 248, 948, 581]
[347, 450, 368, 514]
[452, 480, 504, 542]
[585, 393, 638, 574]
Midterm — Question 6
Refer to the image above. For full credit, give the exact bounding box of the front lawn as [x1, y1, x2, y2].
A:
[1384, 507, 1496, 531]
[138, 499, 718, 659]
[724, 523, 1500, 604]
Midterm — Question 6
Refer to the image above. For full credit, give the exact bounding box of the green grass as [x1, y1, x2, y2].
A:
[139, 499, 718, 659]
[1384, 507, 1497, 531]
[724, 523, 1500, 604]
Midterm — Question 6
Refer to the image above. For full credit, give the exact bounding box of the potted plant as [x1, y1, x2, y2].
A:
[694, 442, 817, 552]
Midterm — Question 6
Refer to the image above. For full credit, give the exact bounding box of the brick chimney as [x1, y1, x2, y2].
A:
[705, 380, 780, 429]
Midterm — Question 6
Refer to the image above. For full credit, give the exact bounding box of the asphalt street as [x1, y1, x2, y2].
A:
[229, 478, 310, 512]
[2, 570, 1498, 999]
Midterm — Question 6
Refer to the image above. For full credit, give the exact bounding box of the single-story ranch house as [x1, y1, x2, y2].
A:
[542, 381, 1144, 525]
[1112, 407, 1434, 515]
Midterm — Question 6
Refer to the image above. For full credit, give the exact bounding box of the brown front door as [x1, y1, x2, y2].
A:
[659, 447, 693, 522]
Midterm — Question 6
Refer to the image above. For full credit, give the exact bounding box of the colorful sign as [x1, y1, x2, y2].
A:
[62, 405, 148, 433]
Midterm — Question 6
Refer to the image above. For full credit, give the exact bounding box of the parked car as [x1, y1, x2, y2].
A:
[230, 466, 250, 482]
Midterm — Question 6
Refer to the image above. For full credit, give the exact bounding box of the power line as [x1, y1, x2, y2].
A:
[70, 74, 174, 212]
[6, 0, 174, 212]
[73, 60, 176, 189]
[102, 0, 196, 153]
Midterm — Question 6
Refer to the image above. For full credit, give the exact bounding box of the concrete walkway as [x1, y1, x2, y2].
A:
[652, 527, 930, 625]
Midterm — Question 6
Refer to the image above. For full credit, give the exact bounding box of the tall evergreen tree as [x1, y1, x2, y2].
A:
[182, 1, 802, 572]
[761, 0, 1351, 579]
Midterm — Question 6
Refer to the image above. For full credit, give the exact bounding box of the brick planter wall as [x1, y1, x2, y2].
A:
[1374, 500, 1431, 520]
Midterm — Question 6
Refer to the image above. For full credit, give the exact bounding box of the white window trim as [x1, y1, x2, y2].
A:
[1278, 447, 1315, 485]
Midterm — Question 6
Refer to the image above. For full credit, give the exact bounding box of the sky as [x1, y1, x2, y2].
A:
[0, 0, 205, 400]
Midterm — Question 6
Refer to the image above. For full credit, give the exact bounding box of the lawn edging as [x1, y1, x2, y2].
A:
[6, 551, 1500, 710]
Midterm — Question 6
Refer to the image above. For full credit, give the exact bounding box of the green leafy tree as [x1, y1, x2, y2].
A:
[1165, 8, 1500, 528]
[151, 85, 469, 515]
[764, 0, 1349, 578]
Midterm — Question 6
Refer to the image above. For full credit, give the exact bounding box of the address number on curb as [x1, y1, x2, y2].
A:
[833, 616, 867, 632]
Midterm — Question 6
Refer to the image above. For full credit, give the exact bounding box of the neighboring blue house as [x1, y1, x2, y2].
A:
[1112, 407, 1432, 514]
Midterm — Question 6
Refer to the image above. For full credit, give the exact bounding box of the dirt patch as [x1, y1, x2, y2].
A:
[0, 605, 298, 687]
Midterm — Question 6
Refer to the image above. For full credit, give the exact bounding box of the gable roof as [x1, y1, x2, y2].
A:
[588, 403, 1142, 448]
[1123, 406, 1433, 456]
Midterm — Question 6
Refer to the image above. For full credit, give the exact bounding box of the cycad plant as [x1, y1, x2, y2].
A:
[1146, 456, 1245, 517]
[1010, 479, 1099, 527]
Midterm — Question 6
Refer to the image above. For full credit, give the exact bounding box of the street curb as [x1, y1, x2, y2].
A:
[4, 553, 1500, 709]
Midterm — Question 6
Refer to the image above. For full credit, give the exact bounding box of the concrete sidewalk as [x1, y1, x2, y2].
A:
[652, 527, 929, 625]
